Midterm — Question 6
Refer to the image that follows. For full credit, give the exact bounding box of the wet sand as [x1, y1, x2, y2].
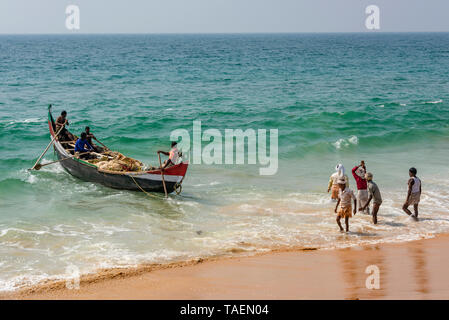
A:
[3, 235, 449, 300]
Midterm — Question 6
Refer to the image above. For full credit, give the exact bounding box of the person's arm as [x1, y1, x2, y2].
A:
[85, 141, 94, 151]
[56, 118, 66, 128]
[419, 180, 422, 194]
[161, 159, 173, 169]
[352, 166, 360, 180]
[335, 199, 340, 213]
[157, 150, 169, 156]
[362, 195, 373, 211]
[407, 178, 414, 200]
[328, 176, 333, 192]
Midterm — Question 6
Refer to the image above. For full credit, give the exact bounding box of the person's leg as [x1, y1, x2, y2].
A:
[336, 216, 343, 232]
[372, 203, 380, 224]
[361, 190, 370, 215]
[345, 216, 349, 232]
[331, 186, 338, 200]
[413, 204, 419, 219]
[67, 131, 75, 141]
[402, 201, 413, 216]
[357, 190, 362, 211]
[80, 153, 93, 160]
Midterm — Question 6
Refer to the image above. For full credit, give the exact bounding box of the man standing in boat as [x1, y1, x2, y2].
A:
[157, 141, 180, 169]
[56, 110, 75, 141]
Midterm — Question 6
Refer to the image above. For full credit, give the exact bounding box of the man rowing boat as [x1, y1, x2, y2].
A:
[75, 132, 95, 159]
[56, 110, 75, 141]
[85, 126, 104, 153]
[157, 142, 180, 169]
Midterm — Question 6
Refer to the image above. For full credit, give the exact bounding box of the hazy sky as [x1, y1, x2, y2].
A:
[1, 0, 448, 34]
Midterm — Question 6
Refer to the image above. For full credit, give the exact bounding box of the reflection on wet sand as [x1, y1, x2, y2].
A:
[409, 243, 430, 297]
[339, 246, 386, 299]
[338, 240, 434, 299]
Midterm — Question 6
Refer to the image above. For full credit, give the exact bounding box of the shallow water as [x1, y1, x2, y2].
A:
[1, 33, 449, 291]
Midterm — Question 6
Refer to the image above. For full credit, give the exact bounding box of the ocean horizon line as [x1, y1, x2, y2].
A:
[1, 31, 449, 36]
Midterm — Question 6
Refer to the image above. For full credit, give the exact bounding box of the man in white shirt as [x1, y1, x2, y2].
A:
[158, 141, 180, 169]
[402, 167, 422, 220]
[334, 179, 357, 232]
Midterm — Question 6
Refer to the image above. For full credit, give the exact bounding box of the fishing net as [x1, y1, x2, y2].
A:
[88, 151, 144, 172]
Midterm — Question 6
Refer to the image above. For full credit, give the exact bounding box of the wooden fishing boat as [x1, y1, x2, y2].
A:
[47, 106, 188, 194]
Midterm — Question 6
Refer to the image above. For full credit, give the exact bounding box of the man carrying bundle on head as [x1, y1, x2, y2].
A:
[328, 164, 349, 201]
[352, 160, 370, 215]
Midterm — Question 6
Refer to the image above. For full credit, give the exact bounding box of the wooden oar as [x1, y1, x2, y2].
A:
[94, 138, 110, 151]
[33, 152, 91, 170]
[158, 152, 168, 197]
[29, 125, 65, 170]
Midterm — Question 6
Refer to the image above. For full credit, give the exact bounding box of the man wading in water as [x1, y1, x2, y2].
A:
[361, 172, 382, 224]
[335, 179, 357, 233]
[402, 167, 422, 220]
[352, 161, 370, 215]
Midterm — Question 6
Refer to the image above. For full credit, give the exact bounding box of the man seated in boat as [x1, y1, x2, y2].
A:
[56, 110, 75, 141]
[157, 141, 180, 169]
[75, 132, 95, 159]
[85, 126, 104, 153]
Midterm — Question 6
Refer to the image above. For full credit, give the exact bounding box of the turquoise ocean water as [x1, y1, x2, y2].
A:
[0, 33, 449, 291]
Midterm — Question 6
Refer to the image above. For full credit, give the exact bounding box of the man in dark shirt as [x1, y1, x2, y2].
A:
[56, 110, 74, 141]
[85, 126, 103, 153]
[361, 172, 383, 224]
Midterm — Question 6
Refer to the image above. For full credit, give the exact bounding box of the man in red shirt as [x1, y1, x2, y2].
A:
[352, 160, 370, 214]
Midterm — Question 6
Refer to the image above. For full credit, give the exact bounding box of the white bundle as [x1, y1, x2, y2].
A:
[335, 163, 345, 178]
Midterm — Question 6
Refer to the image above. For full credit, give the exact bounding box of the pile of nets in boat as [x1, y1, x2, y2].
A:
[88, 151, 144, 172]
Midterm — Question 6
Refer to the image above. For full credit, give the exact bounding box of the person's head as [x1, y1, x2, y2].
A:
[338, 179, 346, 190]
[61, 110, 67, 118]
[85, 126, 90, 134]
[409, 167, 417, 177]
[171, 141, 177, 148]
[365, 172, 373, 181]
[81, 132, 87, 140]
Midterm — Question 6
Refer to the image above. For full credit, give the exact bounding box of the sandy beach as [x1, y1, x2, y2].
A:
[2, 235, 449, 300]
